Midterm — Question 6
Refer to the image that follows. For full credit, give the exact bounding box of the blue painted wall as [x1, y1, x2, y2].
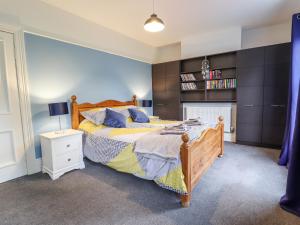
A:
[24, 33, 152, 158]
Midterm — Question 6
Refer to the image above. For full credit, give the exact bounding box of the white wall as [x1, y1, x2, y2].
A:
[153, 22, 292, 63]
[153, 42, 181, 63]
[0, 0, 291, 63]
[181, 27, 242, 59]
[242, 22, 291, 49]
[0, 0, 156, 63]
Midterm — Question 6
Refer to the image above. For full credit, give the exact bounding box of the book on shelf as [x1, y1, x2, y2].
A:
[180, 73, 196, 81]
[181, 82, 197, 90]
[206, 78, 237, 89]
[209, 70, 222, 79]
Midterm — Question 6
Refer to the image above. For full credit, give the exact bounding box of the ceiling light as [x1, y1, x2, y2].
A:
[144, 0, 165, 32]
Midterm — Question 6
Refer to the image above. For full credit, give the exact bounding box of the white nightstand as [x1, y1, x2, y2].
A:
[40, 129, 85, 180]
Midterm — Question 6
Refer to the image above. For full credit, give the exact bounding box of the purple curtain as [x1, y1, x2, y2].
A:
[279, 13, 300, 217]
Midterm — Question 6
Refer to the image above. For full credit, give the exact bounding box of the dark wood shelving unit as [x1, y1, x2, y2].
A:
[206, 77, 236, 81]
[181, 89, 205, 92]
[210, 66, 236, 70]
[180, 80, 204, 83]
[181, 99, 237, 103]
[181, 70, 202, 74]
[180, 51, 237, 102]
[207, 88, 236, 91]
[152, 42, 290, 147]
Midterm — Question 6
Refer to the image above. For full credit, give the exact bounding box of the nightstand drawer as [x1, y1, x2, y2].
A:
[52, 135, 81, 155]
[54, 150, 81, 170]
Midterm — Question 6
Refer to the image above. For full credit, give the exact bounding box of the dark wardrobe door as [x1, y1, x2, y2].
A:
[165, 61, 180, 120]
[262, 43, 291, 147]
[152, 63, 166, 118]
[152, 61, 181, 120]
[236, 47, 264, 144]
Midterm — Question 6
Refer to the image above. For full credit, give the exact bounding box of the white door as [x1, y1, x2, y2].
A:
[0, 30, 27, 183]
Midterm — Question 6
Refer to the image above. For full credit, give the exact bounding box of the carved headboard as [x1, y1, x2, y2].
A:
[70, 95, 137, 129]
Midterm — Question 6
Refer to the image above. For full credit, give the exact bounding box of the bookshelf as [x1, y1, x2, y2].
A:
[180, 51, 237, 103]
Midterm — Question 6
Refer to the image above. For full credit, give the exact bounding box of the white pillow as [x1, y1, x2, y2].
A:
[80, 108, 106, 125]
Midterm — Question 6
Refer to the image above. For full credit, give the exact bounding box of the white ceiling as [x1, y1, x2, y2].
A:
[41, 0, 300, 47]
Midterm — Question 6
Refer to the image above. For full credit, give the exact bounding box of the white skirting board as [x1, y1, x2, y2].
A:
[183, 102, 237, 142]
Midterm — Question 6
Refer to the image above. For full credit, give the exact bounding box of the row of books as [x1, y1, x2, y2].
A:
[180, 73, 196, 81]
[181, 82, 197, 90]
[206, 79, 237, 89]
[209, 70, 222, 79]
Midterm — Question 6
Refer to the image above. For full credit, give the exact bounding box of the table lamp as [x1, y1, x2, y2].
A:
[142, 100, 152, 107]
[48, 102, 69, 133]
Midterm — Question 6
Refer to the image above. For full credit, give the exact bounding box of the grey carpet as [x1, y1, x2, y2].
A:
[0, 143, 299, 225]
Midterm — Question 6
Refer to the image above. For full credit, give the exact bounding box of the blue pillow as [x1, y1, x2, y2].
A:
[103, 108, 126, 128]
[128, 108, 150, 123]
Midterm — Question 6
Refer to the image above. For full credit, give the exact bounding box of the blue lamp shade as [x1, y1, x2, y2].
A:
[48, 102, 69, 116]
[142, 100, 152, 107]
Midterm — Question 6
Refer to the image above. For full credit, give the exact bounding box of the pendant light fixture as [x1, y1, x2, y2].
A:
[144, 0, 165, 32]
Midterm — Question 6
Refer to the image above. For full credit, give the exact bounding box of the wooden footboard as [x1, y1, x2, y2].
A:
[180, 116, 224, 207]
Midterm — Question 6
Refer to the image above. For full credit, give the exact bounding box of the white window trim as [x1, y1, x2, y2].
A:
[0, 23, 41, 175]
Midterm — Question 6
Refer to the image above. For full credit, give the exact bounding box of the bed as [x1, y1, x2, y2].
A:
[71, 95, 224, 207]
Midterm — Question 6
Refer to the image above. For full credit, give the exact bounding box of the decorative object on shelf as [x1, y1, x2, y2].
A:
[144, 0, 165, 32]
[201, 56, 210, 80]
[142, 100, 153, 107]
[48, 102, 69, 132]
[180, 73, 196, 81]
[181, 82, 197, 91]
[209, 70, 222, 79]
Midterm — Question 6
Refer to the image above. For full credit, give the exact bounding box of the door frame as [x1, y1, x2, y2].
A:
[0, 23, 41, 175]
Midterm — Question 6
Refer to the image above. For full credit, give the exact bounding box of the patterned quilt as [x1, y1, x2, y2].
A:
[79, 119, 205, 194]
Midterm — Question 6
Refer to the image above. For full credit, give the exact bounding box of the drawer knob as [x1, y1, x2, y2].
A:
[66, 144, 71, 148]
[67, 158, 71, 162]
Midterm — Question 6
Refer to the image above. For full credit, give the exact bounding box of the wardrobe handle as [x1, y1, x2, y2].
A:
[156, 103, 165, 106]
[271, 105, 285, 108]
[243, 104, 254, 107]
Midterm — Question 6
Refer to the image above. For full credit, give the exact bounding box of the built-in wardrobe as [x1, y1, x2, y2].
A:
[236, 43, 290, 147]
[152, 43, 291, 148]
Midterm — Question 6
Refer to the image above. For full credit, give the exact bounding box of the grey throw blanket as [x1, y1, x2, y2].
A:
[134, 124, 208, 159]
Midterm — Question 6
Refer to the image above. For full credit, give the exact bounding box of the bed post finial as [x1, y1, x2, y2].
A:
[181, 133, 189, 144]
[218, 116, 224, 123]
[132, 95, 137, 106]
[71, 95, 79, 129]
[71, 95, 77, 104]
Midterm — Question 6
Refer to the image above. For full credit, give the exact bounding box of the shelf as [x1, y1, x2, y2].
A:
[210, 66, 236, 70]
[181, 100, 237, 103]
[181, 89, 205, 92]
[180, 80, 204, 83]
[207, 88, 236, 90]
[206, 77, 236, 81]
[180, 70, 202, 74]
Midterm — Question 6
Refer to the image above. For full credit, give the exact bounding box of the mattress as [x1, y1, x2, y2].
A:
[79, 119, 207, 194]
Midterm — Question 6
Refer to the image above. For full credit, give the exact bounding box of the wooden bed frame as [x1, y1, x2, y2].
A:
[71, 95, 224, 207]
